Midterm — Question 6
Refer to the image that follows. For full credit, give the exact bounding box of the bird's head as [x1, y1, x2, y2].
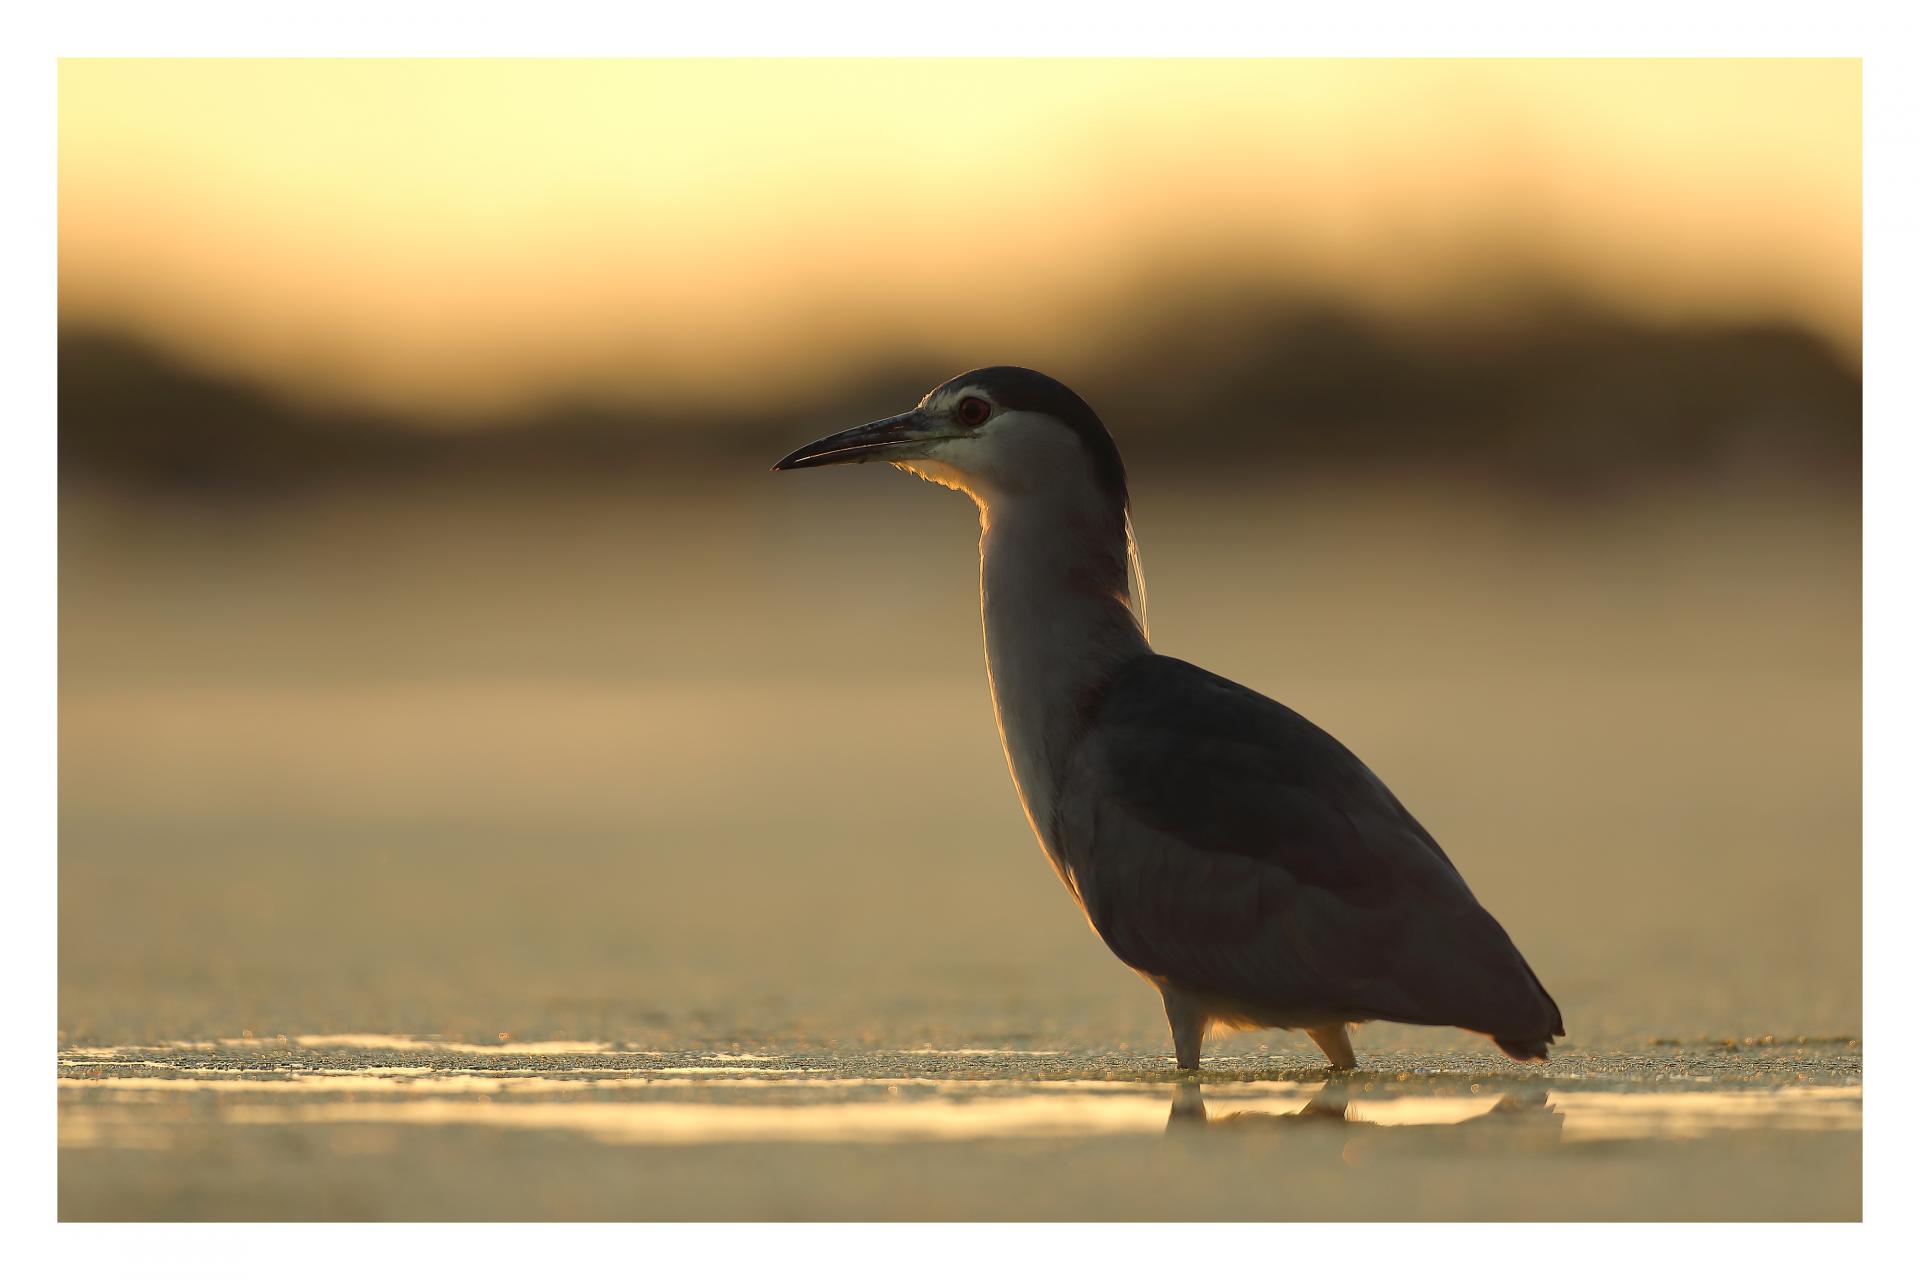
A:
[772, 366, 1128, 512]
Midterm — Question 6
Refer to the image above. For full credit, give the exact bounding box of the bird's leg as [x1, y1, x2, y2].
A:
[1160, 987, 1208, 1071]
[1306, 1023, 1357, 1071]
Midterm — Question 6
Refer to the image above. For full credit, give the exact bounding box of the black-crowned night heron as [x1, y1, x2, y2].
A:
[774, 366, 1564, 1071]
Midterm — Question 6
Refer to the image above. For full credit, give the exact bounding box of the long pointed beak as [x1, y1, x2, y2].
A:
[771, 410, 951, 472]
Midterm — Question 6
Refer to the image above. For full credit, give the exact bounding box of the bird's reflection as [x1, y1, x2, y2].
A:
[1167, 1079, 1563, 1147]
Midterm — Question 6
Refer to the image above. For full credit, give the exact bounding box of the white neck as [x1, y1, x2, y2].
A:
[976, 484, 1150, 852]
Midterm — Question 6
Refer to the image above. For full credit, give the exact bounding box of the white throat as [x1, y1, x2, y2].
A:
[973, 476, 1149, 856]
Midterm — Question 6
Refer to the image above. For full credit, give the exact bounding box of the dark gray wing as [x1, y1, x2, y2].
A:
[1053, 654, 1561, 1042]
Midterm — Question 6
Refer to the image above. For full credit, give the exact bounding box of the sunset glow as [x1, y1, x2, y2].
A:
[59, 59, 1859, 418]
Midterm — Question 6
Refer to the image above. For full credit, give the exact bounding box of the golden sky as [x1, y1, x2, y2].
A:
[59, 59, 1860, 420]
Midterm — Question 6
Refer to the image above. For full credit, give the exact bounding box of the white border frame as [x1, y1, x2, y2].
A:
[10, 0, 1901, 1267]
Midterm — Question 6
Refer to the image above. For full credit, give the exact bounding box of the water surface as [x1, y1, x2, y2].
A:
[59, 1036, 1860, 1220]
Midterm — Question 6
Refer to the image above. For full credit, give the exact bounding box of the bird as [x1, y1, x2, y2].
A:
[773, 366, 1564, 1072]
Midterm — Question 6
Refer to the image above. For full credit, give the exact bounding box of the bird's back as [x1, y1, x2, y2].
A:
[1051, 653, 1563, 1054]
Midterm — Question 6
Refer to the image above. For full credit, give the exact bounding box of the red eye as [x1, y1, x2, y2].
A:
[956, 396, 992, 427]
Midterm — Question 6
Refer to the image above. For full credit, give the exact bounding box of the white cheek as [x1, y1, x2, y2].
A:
[902, 412, 1076, 505]
[936, 433, 999, 474]
[938, 418, 1028, 476]
[893, 431, 1003, 501]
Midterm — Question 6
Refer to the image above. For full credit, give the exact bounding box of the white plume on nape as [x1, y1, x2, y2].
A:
[1124, 509, 1149, 640]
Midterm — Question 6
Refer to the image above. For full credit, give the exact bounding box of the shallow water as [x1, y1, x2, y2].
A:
[58, 1036, 1860, 1220]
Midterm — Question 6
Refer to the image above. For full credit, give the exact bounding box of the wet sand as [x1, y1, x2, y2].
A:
[59, 1036, 1859, 1220]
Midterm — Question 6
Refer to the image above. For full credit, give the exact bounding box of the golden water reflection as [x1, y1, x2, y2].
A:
[58, 1047, 1861, 1152]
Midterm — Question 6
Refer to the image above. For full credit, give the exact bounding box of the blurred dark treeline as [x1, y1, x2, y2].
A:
[59, 291, 1861, 501]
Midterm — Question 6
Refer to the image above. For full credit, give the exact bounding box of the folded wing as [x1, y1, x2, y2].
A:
[1052, 654, 1562, 1045]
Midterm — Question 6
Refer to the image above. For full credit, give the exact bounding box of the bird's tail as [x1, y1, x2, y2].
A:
[1496, 961, 1565, 1063]
[1494, 1036, 1552, 1063]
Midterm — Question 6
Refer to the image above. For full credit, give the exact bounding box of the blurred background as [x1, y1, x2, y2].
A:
[58, 60, 1860, 1052]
